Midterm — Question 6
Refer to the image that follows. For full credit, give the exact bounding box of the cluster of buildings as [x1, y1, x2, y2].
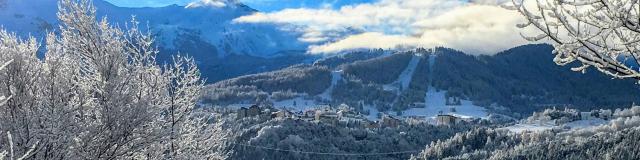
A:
[407, 114, 469, 126]
[236, 104, 468, 128]
[235, 104, 402, 128]
[236, 105, 262, 119]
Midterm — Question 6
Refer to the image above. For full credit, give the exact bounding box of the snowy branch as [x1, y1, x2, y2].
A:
[509, 0, 640, 81]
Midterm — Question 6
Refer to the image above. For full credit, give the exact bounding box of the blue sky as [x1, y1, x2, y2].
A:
[104, 0, 374, 12]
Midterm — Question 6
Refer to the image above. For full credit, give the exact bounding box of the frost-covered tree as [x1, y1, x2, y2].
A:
[412, 105, 640, 160]
[0, 56, 38, 160]
[508, 0, 640, 80]
[0, 0, 210, 159]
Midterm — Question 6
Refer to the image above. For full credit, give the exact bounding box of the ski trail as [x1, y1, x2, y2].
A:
[403, 53, 487, 119]
[318, 70, 343, 101]
[383, 55, 421, 93]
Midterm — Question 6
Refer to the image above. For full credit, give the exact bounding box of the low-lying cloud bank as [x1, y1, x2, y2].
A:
[234, 0, 539, 55]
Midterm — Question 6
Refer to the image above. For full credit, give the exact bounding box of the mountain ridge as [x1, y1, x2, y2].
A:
[0, 0, 314, 82]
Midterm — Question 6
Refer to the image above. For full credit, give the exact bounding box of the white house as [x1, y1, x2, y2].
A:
[580, 112, 593, 120]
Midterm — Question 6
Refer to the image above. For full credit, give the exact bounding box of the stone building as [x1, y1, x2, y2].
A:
[580, 112, 593, 120]
[436, 114, 458, 126]
[272, 110, 293, 119]
[237, 104, 262, 119]
[315, 110, 339, 125]
[247, 105, 261, 117]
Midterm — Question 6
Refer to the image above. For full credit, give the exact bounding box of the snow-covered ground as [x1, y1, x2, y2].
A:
[318, 70, 343, 101]
[383, 55, 421, 93]
[273, 97, 320, 111]
[504, 123, 555, 133]
[504, 119, 608, 133]
[564, 119, 608, 129]
[402, 88, 488, 119]
[224, 96, 322, 112]
[371, 53, 489, 121]
[223, 103, 253, 109]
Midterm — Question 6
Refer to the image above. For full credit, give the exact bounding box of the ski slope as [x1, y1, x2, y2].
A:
[402, 88, 488, 119]
[318, 70, 343, 101]
[383, 55, 420, 93]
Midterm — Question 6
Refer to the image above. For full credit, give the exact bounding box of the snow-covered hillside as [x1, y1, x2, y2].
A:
[402, 88, 488, 119]
[210, 51, 491, 121]
[406, 53, 487, 119]
[0, 0, 307, 58]
[202, 44, 640, 122]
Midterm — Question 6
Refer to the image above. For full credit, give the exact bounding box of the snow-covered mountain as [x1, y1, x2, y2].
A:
[0, 0, 307, 57]
[0, 0, 314, 82]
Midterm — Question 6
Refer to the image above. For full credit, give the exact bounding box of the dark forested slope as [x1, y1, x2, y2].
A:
[432, 44, 640, 113]
[203, 44, 640, 116]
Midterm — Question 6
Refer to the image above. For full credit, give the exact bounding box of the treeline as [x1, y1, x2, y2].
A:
[201, 65, 331, 105]
[331, 76, 397, 112]
[213, 113, 477, 160]
[313, 49, 387, 69]
[342, 53, 413, 84]
[331, 50, 430, 112]
[412, 106, 640, 160]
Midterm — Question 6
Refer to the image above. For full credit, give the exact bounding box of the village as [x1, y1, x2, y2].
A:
[235, 103, 479, 129]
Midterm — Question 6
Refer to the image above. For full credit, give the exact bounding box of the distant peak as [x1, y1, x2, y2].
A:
[185, 0, 239, 9]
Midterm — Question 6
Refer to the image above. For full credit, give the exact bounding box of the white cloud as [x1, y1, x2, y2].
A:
[308, 32, 420, 53]
[186, 0, 235, 8]
[234, 0, 539, 55]
[412, 5, 534, 54]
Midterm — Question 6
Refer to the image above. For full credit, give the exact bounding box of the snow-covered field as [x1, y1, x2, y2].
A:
[504, 119, 608, 133]
[402, 88, 488, 119]
[564, 119, 608, 129]
[273, 97, 320, 111]
[362, 87, 489, 121]
[504, 123, 555, 133]
[223, 96, 321, 112]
